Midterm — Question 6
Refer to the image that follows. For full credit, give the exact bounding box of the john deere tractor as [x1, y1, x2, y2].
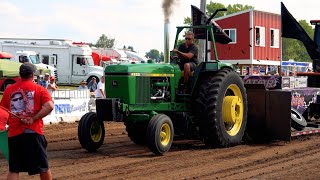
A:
[78, 5, 247, 155]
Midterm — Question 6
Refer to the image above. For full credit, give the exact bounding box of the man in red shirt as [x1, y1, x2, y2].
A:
[0, 62, 54, 180]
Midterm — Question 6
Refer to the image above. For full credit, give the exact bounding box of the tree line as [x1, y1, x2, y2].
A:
[92, 1, 315, 62]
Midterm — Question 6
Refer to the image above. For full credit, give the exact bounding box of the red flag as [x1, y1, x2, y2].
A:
[0, 107, 9, 131]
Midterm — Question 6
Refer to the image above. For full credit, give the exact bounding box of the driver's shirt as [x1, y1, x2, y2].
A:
[178, 43, 199, 65]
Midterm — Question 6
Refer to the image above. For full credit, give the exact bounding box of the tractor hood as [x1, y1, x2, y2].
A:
[105, 62, 180, 77]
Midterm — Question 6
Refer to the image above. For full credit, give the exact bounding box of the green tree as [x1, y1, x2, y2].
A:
[225, 4, 253, 15]
[127, 46, 135, 52]
[182, 2, 252, 26]
[160, 52, 164, 62]
[206, 2, 226, 17]
[95, 34, 115, 48]
[87, 42, 95, 47]
[282, 20, 314, 62]
[183, 17, 192, 26]
[181, 2, 252, 44]
[146, 49, 160, 60]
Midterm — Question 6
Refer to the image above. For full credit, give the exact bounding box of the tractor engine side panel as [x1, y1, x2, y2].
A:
[105, 76, 137, 104]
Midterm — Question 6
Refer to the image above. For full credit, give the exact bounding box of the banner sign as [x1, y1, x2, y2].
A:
[43, 98, 91, 125]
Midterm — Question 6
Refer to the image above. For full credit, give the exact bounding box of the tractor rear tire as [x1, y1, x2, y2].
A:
[78, 112, 105, 152]
[147, 114, 174, 155]
[196, 68, 247, 147]
[291, 108, 307, 131]
[125, 122, 147, 145]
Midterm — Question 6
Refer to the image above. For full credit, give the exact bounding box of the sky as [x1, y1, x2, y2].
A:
[0, 0, 319, 55]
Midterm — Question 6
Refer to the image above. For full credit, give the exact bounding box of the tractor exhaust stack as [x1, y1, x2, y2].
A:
[164, 22, 170, 63]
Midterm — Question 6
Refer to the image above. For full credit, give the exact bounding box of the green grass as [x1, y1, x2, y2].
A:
[58, 85, 78, 90]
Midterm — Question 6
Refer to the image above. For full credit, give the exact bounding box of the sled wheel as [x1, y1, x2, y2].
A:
[291, 108, 307, 131]
[147, 114, 174, 155]
[78, 112, 105, 152]
[197, 68, 247, 147]
[125, 121, 147, 145]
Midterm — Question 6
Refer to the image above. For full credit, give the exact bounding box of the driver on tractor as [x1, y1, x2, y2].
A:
[172, 31, 199, 90]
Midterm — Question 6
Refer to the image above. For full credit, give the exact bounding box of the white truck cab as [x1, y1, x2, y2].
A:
[16, 50, 56, 78]
[71, 54, 103, 83]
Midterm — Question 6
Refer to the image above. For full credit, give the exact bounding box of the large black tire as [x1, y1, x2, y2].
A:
[291, 108, 307, 131]
[147, 114, 174, 155]
[195, 68, 247, 147]
[78, 112, 105, 152]
[125, 121, 147, 145]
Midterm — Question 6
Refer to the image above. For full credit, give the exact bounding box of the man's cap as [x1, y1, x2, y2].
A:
[92, 77, 96, 80]
[50, 76, 55, 81]
[45, 73, 50, 76]
[19, 62, 37, 78]
[81, 80, 87, 84]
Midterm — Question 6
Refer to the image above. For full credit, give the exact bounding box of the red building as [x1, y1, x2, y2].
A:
[213, 9, 281, 75]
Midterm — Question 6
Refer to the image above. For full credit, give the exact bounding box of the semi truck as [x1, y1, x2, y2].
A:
[0, 38, 104, 84]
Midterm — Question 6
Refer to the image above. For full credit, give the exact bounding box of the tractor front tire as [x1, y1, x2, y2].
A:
[78, 112, 105, 152]
[197, 68, 247, 147]
[125, 122, 147, 145]
[147, 114, 174, 155]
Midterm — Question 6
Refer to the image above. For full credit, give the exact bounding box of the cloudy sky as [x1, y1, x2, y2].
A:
[0, 0, 319, 54]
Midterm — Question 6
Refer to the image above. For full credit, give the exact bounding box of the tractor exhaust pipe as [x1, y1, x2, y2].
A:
[162, 0, 174, 63]
[164, 22, 170, 63]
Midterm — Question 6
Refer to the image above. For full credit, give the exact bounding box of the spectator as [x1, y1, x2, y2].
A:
[78, 80, 88, 90]
[95, 76, 105, 98]
[0, 62, 54, 179]
[47, 76, 58, 95]
[39, 73, 50, 88]
[87, 77, 97, 93]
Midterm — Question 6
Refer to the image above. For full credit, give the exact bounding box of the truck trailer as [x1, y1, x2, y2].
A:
[0, 38, 103, 84]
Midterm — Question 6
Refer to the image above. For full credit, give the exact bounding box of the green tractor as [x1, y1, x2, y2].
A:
[78, 6, 247, 155]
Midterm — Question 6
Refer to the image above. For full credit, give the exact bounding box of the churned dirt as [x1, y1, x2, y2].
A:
[1, 122, 320, 180]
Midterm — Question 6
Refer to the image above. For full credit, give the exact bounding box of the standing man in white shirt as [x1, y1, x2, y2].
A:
[95, 76, 105, 98]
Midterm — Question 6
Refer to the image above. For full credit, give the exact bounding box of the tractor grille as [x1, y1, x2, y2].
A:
[136, 77, 150, 104]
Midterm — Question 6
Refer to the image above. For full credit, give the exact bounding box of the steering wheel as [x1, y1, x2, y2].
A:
[170, 51, 181, 64]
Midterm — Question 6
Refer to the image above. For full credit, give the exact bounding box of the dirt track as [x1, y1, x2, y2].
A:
[1, 122, 320, 179]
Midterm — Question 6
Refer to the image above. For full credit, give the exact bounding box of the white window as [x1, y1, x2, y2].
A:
[255, 26, 265, 47]
[223, 29, 237, 43]
[270, 28, 279, 48]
